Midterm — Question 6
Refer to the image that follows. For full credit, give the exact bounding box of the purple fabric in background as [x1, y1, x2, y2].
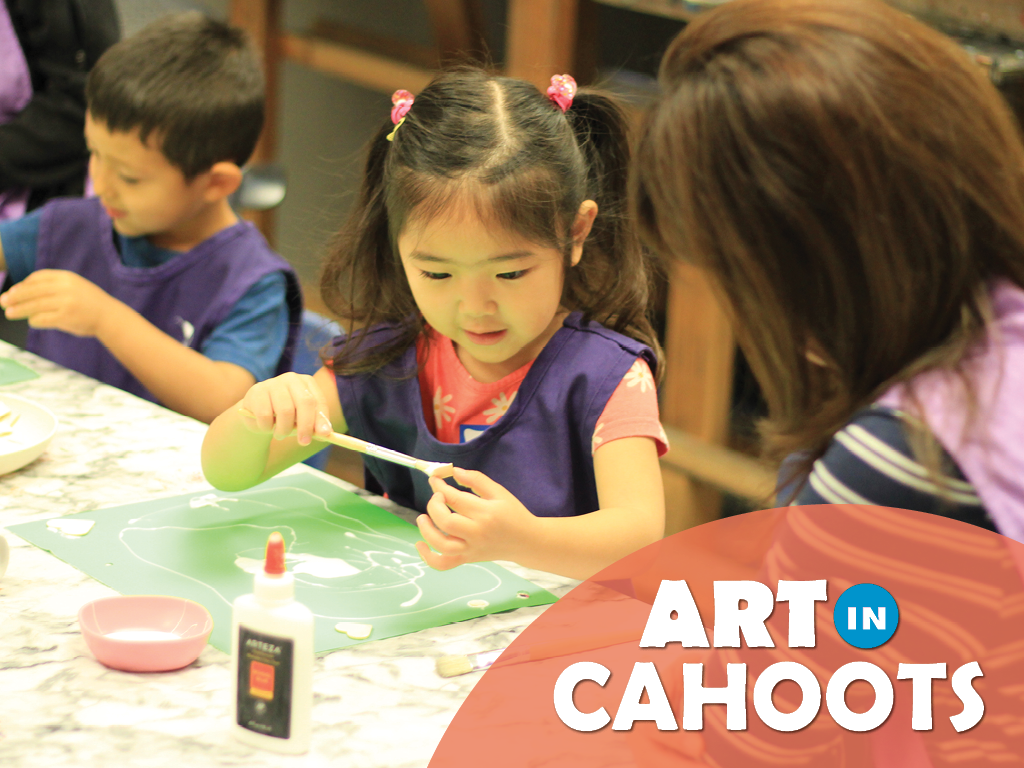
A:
[877, 281, 1024, 542]
[0, 0, 32, 221]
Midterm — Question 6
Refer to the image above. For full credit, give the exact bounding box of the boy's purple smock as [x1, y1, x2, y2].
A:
[335, 313, 656, 518]
[27, 196, 301, 401]
[0, 0, 32, 221]
[877, 281, 1024, 542]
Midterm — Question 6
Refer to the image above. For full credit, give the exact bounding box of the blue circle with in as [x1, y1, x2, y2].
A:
[833, 584, 899, 649]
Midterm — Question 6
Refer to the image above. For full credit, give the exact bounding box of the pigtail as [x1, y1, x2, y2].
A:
[320, 122, 422, 375]
[566, 91, 664, 377]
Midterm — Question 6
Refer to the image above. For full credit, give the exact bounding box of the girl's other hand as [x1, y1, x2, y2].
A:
[238, 372, 334, 447]
[415, 468, 539, 569]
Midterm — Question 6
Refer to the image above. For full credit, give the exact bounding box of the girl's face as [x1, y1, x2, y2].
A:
[397, 198, 597, 383]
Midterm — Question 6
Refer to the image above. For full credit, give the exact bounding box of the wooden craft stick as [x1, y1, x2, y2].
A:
[237, 408, 455, 479]
[317, 431, 455, 479]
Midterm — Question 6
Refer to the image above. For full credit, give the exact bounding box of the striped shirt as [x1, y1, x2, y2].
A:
[788, 406, 998, 532]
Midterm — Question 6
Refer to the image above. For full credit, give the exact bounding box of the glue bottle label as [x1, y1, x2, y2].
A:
[237, 626, 294, 739]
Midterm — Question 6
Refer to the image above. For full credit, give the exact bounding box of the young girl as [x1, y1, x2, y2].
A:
[632, 0, 1024, 763]
[203, 69, 667, 580]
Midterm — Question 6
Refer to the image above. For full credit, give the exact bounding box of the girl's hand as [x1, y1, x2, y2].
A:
[415, 468, 540, 570]
[239, 372, 334, 447]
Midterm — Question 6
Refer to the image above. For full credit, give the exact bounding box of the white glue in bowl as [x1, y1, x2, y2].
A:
[0, 393, 58, 476]
[78, 595, 213, 673]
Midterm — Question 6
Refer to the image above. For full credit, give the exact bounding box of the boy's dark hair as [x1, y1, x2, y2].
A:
[633, 0, 1024, 481]
[322, 68, 662, 376]
[86, 12, 264, 178]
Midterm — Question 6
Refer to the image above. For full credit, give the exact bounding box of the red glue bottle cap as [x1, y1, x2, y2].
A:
[265, 532, 286, 575]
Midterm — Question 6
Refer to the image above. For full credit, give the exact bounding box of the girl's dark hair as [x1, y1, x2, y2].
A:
[87, 12, 264, 178]
[321, 68, 662, 376]
[632, 0, 1024, 477]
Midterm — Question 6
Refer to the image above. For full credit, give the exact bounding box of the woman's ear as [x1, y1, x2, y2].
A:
[570, 200, 599, 267]
[200, 162, 244, 202]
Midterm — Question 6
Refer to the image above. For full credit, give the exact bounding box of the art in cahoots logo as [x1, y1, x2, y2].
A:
[552, 580, 984, 734]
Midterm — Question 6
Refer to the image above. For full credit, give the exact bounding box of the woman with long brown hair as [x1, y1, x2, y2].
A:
[635, 0, 1024, 533]
[633, 0, 1024, 763]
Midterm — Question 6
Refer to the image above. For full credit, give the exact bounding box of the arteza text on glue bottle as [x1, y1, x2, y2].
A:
[231, 531, 314, 753]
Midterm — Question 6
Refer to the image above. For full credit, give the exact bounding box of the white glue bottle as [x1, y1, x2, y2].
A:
[231, 531, 314, 753]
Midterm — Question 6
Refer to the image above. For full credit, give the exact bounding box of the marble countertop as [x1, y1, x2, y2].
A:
[0, 342, 577, 767]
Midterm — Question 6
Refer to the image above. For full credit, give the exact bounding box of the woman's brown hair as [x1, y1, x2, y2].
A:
[633, 0, 1024, 476]
[322, 68, 662, 376]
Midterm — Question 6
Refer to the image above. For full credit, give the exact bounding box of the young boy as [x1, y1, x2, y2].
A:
[0, 13, 301, 423]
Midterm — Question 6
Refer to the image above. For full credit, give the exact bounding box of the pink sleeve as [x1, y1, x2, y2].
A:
[591, 358, 669, 456]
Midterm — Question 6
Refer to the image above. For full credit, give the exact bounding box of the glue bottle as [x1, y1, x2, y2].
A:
[231, 531, 314, 753]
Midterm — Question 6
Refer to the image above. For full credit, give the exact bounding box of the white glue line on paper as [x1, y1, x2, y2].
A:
[47, 519, 96, 537]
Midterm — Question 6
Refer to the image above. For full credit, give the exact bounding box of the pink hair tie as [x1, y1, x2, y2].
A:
[546, 74, 576, 113]
[387, 89, 415, 142]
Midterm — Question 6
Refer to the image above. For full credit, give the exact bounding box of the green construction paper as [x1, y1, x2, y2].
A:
[9, 473, 556, 653]
[0, 357, 39, 386]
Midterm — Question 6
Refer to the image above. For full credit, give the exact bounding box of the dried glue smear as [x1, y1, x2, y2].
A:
[335, 622, 373, 640]
[47, 519, 95, 536]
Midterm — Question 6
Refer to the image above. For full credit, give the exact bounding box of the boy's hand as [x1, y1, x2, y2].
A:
[238, 372, 334, 447]
[415, 468, 539, 570]
[0, 269, 117, 337]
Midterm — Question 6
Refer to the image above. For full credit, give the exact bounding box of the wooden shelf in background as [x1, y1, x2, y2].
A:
[307, 19, 440, 70]
[591, 0, 703, 23]
[280, 33, 435, 95]
[506, 0, 582, 90]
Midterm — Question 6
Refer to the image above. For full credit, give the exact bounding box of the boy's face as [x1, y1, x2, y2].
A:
[84, 114, 213, 247]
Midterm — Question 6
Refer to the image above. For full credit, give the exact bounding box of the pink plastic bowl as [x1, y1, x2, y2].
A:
[78, 595, 213, 672]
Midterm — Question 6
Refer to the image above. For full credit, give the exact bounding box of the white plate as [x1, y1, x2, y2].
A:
[0, 393, 58, 476]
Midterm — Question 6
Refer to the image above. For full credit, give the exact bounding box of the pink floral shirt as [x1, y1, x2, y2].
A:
[416, 329, 668, 455]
